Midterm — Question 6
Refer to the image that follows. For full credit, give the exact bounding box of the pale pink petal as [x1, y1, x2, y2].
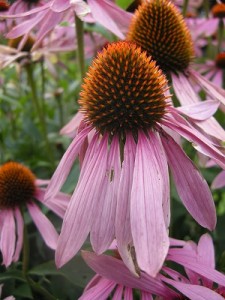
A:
[130, 131, 169, 277]
[79, 277, 116, 300]
[194, 117, 225, 141]
[141, 292, 153, 300]
[13, 208, 24, 262]
[177, 100, 220, 121]
[35, 188, 70, 218]
[90, 136, 120, 254]
[124, 287, 133, 300]
[0, 210, 16, 267]
[189, 69, 225, 107]
[51, 0, 71, 12]
[172, 72, 201, 105]
[44, 126, 91, 202]
[84, 274, 102, 291]
[36, 179, 50, 186]
[73, 0, 91, 19]
[112, 285, 123, 300]
[60, 111, 84, 137]
[87, 0, 132, 39]
[115, 134, 137, 275]
[212, 170, 225, 189]
[163, 113, 225, 169]
[55, 135, 109, 268]
[27, 202, 58, 249]
[162, 278, 224, 300]
[161, 133, 216, 230]
[81, 251, 176, 298]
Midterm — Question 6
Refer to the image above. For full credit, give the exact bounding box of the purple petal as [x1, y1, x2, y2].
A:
[0, 210, 16, 267]
[27, 202, 59, 249]
[87, 0, 132, 39]
[177, 100, 220, 121]
[212, 170, 225, 190]
[161, 132, 216, 230]
[44, 126, 91, 203]
[55, 135, 109, 268]
[115, 133, 137, 275]
[80, 277, 116, 300]
[90, 136, 120, 254]
[130, 131, 169, 277]
[13, 208, 24, 262]
[162, 278, 224, 300]
[81, 251, 176, 298]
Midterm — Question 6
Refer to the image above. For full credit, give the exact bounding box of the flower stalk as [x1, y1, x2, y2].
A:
[75, 14, 85, 81]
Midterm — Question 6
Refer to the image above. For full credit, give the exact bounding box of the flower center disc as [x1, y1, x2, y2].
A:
[212, 4, 225, 18]
[127, 0, 194, 73]
[79, 42, 168, 135]
[0, 162, 36, 209]
[0, 0, 9, 11]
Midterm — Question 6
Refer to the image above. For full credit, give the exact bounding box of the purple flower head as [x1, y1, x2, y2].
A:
[45, 41, 225, 277]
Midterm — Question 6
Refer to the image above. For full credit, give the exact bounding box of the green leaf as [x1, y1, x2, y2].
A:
[0, 270, 26, 282]
[13, 283, 33, 299]
[116, 0, 133, 9]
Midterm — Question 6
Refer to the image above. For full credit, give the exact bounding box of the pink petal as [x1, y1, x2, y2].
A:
[80, 277, 116, 300]
[44, 125, 91, 203]
[161, 133, 216, 230]
[81, 251, 175, 298]
[212, 170, 225, 190]
[177, 100, 220, 121]
[141, 292, 153, 300]
[112, 285, 124, 300]
[124, 287, 133, 300]
[189, 69, 225, 107]
[90, 136, 120, 254]
[162, 278, 224, 300]
[194, 117, 225, 141]
[0, 210, 16, 267]
[27, 202, 58, 249]
[1, 3, 50, 18]
[50, 0, 71, 12]
[87, 0, 132, 39]
[55, 135, 109, 268]
[115, 134, 137, 275]
[36, 188, 70, 219]
[13, 208, 24, 262]
[130, 131, 169, 277]
[60, 111, 84, 137]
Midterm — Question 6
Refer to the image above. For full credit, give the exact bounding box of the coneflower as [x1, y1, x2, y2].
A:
[45, 41, 224, 277]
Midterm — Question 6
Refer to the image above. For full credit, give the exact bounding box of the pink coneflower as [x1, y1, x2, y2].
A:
[0, 161, 69, 267]
[2, 0, 132, 50]
[45, 41, 225, 276]
[126, 0, 225, 141]
[80, 234, 225, 299]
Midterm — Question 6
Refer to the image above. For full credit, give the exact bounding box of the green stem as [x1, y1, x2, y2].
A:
[27, 277, 57, 300]
[22, 219, 30, 276]
[218, 19, 224, 53]
[75, 14, 85, 80]
[25, 63, 54, 168]
[182, 0, 189, 16]
[204, 0, 210, 18]
[55, 93, 64, 128]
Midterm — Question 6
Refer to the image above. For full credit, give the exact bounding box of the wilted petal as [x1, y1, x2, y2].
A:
[27, 202, 58, 249]
[55, 135, 108, 268]
[161, 133, 216, 230]
[0, 210, 16, 267]
[130, 131, 169, 277]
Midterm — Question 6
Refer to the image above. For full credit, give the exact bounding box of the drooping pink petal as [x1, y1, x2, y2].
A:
[50, 0, 71, 12]
[163, 112, 225, 169]
[141, 292, 153, 300]
[162, 278, 224, 300]
[44, 125, 91, 203]
[124, 287, 133, 300]
[87, 0, 132, 39]
[161, 132, 216, 230]
[27, 202, 58, 249]
[1, 3, 50, 18]
[36, 179, 50, 186]
[177, 100, 220, 121]
[130, 131, 169, 277]
[90, 136, 120, 254]
[13, 208, 24, 262]
[212, 170, 225, 190]
[81, 251, 176, 298]
[80, 277, 116, 300]
[189, 69, 225, 106]
[193, 117, 225, 141]
[149, 131, 170, 227]
[55, 134, 109, 268]
[112, 285, 123, 300]
[36, 188, 70, 219]
[115, 133, 137, 275]
[0, 210, 16, 267]
[60, 111, 84, 137]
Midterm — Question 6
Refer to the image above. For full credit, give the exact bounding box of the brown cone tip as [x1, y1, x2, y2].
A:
[215, 52, 225, 69]
[0, 162, 36, 209]
[0, 0, 9, 11]
[127, 0, 194, 73]
[79, 41, 168, 135]
[211, 3, 225, 18]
